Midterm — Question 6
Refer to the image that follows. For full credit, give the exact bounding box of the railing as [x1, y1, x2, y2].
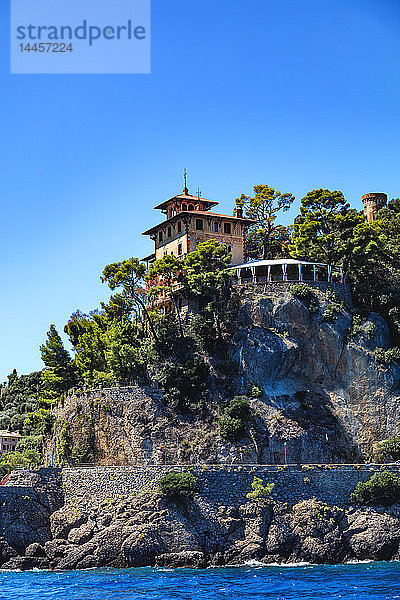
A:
[62, 462, 400, 470]
[232, 277, 346, 285]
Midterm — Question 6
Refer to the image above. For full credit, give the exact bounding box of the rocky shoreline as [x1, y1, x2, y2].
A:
[2, 286, 400, 572]
[2, 483, 400, 571]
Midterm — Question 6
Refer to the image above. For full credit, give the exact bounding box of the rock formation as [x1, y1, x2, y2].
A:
[46, 285, 400, 466]
[1, 284, 400, 570]
[3, 488, 400, 570]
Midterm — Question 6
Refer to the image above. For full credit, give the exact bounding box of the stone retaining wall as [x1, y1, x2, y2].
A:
[235, 281, 352, 305]
[62, 463, 400, 507]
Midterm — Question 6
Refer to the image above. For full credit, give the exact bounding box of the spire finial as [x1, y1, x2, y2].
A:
[197, 187, 201, 200]
[183, 168, 189, 195]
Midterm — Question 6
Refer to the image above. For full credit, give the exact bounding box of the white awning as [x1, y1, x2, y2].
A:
[232, 258, 330, 269]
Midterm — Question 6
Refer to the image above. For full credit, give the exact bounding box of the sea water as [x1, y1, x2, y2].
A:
[1, 562, 400, 599]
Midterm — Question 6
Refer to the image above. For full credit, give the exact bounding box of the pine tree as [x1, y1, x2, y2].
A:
[40, 325, 76, 395]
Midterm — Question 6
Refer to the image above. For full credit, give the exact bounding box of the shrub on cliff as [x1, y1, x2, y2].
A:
[374, 437, 400, 462]
[350, 470, 400, 506]
[247, 383, 263, 398]
[186, 310, 217, 354]
[246, 477, 275, 504]
[373, 347, 400, 366]
[219, 396, 250, 440]
[157, 357, 209, 412]
[226, 396, 250, 420]
[290, 283, 319, 313]
[323, 292, 346, 322]
[219, 415, 244, 440]
[158, 471, 198, 498]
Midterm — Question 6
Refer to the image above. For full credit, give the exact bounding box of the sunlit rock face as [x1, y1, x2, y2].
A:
[228, 287, 400, 461]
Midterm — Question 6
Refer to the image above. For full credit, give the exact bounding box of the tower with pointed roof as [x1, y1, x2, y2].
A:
[141, 184, 255, 315]
[142, 186, 254, 267]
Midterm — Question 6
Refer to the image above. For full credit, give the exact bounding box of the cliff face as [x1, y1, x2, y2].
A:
[230, 286, 400, 461]
[0, 468, 63, 568]
[46, 284, 400, 466]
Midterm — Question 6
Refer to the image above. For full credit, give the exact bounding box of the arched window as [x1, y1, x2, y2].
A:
[188, 204, 194, 211]
[182, 203, 187, 211]
[227, 245, 232, 253]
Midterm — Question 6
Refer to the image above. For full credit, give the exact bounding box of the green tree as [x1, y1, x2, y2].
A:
[100, 293, 134, 323]
[246, 225, 293, 260]
[64, 310, 108, 348]
[39, 325, 76, 395]
[64, 310, 112, 385]
[40, 324, 71, 369]
[158, 471, 198, 498]
[101, 257, 157, 340]
[290, 188, 362, 264]
[146, 254, 184, 337]
[344, 220, 388, 309]
[0, 370, 42, 433]
[184, 240, 231, 336]
[184, 239, 231, 299]
[237, 184, 295, 259]
[103, 318, 145, 381]
[74, 328, 107, 384]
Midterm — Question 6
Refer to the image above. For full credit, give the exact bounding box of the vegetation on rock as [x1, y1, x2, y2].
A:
[236, 184, 294, 259]
[373, 347, 400, 366]
[2, 184, 400, 468]
[247, 383, 263, 398]
[246, 476, 275, 503]
[289, 283, 319, 313]
[158, 471, 198, 498]
[219, 396, 250, 440]
[156, 358, 209, 412]
[351, 470, 400, 506]
[374, 438, 400, 462]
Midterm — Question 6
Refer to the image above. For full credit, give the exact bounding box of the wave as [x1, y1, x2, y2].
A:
[209, 560, 312, 568]
[345, 560, 375, 565]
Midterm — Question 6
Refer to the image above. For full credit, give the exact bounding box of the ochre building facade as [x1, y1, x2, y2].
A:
[141, 186, 254, 314]
[142, 187, 254, 267]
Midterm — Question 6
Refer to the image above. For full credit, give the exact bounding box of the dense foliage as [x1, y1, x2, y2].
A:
[156, 357, 209, 412]
[219, 396, 250, 440]
[288, 190, 400, 347]
[350, 470, 400, 506]
[237, 184, 294, 260]
[290, 283, 319, 313]
[158, 471, 198, 498]
[246, 476, 275, 503]
[0, 370, 41, 432]
[374, 437, 400, 462]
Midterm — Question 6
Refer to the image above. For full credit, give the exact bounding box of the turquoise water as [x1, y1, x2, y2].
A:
[1, 563, 400, 599]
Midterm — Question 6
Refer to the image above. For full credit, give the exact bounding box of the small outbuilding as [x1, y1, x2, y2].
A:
[0, 431, 21, 454]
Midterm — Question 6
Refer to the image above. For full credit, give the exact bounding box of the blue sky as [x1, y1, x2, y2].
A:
[0, 0, 399, 381]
